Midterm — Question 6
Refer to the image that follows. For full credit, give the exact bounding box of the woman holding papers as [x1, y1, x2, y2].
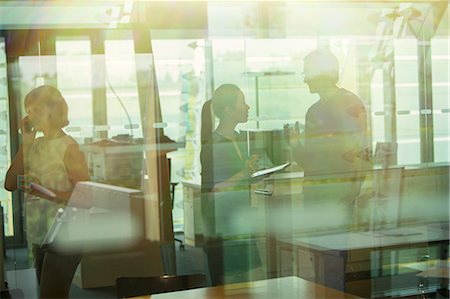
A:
[200, 84, 262, 286]
[5, 85, 90, 299]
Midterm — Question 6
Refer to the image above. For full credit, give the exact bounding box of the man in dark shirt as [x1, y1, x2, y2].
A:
[287, 49, 369, 217]
[285, 49, 370, 290]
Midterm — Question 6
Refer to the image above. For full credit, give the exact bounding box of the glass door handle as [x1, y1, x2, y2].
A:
[254, 189, 273, 196]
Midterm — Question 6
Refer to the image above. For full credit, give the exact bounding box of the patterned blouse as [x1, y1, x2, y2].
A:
[25, 134, 77, 245]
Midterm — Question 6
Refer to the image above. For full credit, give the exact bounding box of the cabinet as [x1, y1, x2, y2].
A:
[182, 180, 203, 247]
[276, 224, 449, 298]
[252, 171, 303, 278]
[70, 183, 164, 288]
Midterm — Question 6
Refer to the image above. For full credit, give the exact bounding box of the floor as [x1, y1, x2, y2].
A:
[4, 233, 445, 298]
[4, 232, 209, 298]
[2, 185, 207, 298]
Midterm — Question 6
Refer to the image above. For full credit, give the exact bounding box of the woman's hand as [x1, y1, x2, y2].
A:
[244, 154, 260, 177]
[212, 155, 260, 192]
[18, 175, 42, 195]
[21, 116, 36, 149]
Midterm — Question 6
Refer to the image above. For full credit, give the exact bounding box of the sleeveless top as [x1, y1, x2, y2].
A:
[25, 134, 76, 245]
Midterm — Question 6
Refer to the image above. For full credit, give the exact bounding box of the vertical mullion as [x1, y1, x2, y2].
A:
[383, 58, 398, 164]
[132, 26, 175, 274]
[417, 39, 434, 163]
[90, 31, 108, 139]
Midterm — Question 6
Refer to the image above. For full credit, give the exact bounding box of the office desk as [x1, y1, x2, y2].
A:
[282, 224, 448, 252]
[182, 166, 449, 295]
[255, 165, 449, 273]
[182, 180, 203, 246]
[131, 276, 361, 298]
[277, 224, 449, 298]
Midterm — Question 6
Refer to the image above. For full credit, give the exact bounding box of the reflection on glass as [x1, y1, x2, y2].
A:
[0, 39, 13, 236]
[395, 39, 421, 165]
[201, 84, 262, 286]
[5, 86, 90, 298]
[0, 2, 448, 299]
[432, 38, 450, 163]
[56, 39, 93, 140]
[105, 39, 141, 139]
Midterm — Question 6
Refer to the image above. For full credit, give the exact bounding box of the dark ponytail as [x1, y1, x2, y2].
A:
[200, 99, 214, 192]
[201, 99, 213, 146]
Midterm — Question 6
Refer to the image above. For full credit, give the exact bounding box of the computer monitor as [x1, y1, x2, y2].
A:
[242, 128, 289, 167]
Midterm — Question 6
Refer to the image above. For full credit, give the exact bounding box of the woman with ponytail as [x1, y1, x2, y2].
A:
[200, 84, 261, 285]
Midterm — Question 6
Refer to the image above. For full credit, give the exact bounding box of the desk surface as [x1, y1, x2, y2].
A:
[131, 276, 361, 299]
[280, 224, 449, 252]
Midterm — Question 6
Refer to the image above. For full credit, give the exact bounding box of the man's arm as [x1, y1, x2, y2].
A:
[342, 99, 371, 166]
[284, 121, 306, 167]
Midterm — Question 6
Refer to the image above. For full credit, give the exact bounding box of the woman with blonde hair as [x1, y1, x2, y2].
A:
[5, 85, 90, 298]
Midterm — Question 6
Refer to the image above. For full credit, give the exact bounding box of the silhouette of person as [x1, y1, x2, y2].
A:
[284, 49, 370, 291]
[200, 84, 261, 285]
[5, 85, 90, 298]
[285, 49, 369, 220]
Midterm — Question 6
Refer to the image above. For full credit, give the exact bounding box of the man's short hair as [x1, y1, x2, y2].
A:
[304, 49, 340, 84]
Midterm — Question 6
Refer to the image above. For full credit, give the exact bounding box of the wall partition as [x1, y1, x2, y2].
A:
[0, 1, 448, 298]
[2, 28, 174, 296]
[189, 1, 450, 297]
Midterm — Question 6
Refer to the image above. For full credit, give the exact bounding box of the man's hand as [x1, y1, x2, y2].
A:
[284, 121, 302, 146]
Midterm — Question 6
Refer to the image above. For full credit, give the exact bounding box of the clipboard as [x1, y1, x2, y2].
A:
[30, 182, 56, 198]
[251, 162, 290, 178]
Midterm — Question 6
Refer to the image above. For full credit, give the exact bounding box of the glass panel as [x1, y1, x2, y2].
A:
[104, 39, 141, 138]
[395, 38, 421, 165]
[207, 2, 258, 37]
[432, 38, 450, 163]
[0, 38, 12, 237]
[56, 38, 93, 140]
[243, 38, 317, 131]
[6, 52, 70, 297]
[371, 69, 385, 144]
[200, 2, 448, 298]
[0, 2, 448, 299]
[4, 32, 164, 298]
[151, 38, 207, 233]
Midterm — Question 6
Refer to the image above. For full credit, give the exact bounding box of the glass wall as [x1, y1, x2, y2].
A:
[394, 38, 421, 165]
[0, 38, 13, 237]
[56, 38, 93, 140]
[0, 1, 449, 299]
[432, 37, 450, 163]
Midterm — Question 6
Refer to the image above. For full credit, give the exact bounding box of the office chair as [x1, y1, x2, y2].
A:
[369, 166, 404, 230]
[115, 273, 207, 298]
[0, 288, 25, 299]
[168, 158, 185, 251]
[353, 142, 403, 230]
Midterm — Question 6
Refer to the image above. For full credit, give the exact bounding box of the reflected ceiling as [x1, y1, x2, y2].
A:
[0, 0, 127, 29]
[0, 0, 446, 38]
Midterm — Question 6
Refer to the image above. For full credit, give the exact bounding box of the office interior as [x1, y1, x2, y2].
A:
[0, 0, 448, 298]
